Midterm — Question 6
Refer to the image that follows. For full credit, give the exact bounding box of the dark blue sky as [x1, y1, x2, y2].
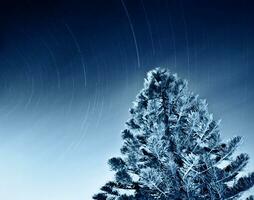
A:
[0, 0, 254, 199]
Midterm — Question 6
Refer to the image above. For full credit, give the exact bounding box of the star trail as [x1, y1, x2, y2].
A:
[0, 0, 253, 199]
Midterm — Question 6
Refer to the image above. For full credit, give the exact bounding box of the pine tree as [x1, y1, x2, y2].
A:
[93, 68, 254, 200]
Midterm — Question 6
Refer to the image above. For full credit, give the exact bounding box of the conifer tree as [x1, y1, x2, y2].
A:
[93, 68, 254, 200]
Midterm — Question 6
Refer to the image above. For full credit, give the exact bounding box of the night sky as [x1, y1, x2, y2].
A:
[0, 0, 254, 199]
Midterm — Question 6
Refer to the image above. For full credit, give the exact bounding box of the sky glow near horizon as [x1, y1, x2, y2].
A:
[0, 0, 254, 199]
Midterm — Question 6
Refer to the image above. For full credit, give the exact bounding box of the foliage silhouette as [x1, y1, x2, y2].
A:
[93, 68, 254, 200]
